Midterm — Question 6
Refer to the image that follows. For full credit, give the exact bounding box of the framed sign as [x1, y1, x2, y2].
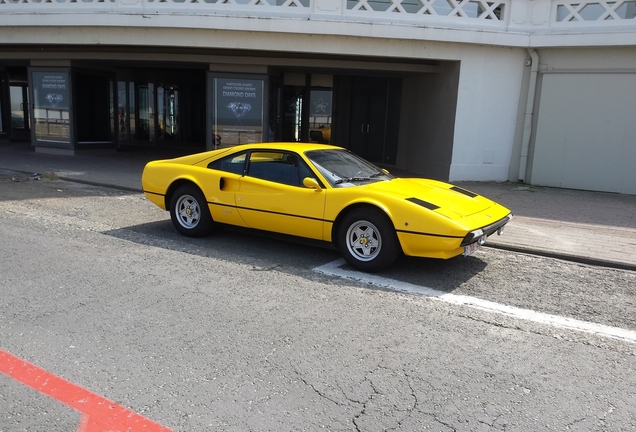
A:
[30, 69, 72, 145]
[210, 75, 266, 148]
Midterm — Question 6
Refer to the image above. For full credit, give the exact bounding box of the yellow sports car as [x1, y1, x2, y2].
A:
[142, 143, 512, 272]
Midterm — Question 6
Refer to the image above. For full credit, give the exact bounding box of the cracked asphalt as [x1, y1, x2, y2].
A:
[1, 172, 636, 431]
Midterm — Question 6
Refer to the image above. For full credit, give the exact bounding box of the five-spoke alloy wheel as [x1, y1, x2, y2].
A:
[169, 184, 213, 237]
[338, 208, 399, 272]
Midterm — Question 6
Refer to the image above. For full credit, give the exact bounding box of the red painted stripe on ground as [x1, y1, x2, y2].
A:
[0, 350, 173, 432]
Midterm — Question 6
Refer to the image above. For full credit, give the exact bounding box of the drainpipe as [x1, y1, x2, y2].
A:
[518, 48, 539, 182]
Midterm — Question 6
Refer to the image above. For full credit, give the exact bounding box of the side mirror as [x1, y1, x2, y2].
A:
[303, 177, 322, 191]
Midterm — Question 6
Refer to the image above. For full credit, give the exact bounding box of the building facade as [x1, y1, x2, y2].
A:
[1, 0, 635, 194]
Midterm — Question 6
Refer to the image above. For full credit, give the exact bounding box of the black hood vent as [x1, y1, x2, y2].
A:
[407, 197, 440, 210]
[450, 186, 478, 198]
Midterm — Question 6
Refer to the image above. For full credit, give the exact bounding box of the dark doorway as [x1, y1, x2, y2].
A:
[280, 84, 307, 142]
[334, 75, 401, 164]
[268, 74, 284, 142]
[75, 72, 112, 145]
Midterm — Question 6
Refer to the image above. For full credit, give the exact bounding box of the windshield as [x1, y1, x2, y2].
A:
[305, 149, 394, 187]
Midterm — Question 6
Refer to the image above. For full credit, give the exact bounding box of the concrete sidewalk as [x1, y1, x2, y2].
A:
[2, 142, 635, 271]
[455, 181, 636, 271]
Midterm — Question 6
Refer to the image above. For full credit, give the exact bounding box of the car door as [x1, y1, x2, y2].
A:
[205, 152, 249, 227]
[236, 151, 326, 240]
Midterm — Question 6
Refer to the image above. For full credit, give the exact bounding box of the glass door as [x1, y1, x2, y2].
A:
[116, 80, 154, 147]
[137, 84, 154, 143]
[157, 85, 179, 143]
[9, 84, 30, 141]
[308, 88, 332, 144]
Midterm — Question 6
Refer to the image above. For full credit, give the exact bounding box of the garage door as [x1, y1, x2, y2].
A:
[530, 72, 636, 195]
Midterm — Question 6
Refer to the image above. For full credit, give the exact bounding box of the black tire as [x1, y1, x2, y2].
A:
[169, 184, 214, 237]
[337, 208, 400, 272]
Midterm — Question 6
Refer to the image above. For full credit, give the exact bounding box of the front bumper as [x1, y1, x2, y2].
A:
[460, 213, 513, 247]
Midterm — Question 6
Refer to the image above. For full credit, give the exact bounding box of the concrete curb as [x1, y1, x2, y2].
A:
[486, 244, 636, 272]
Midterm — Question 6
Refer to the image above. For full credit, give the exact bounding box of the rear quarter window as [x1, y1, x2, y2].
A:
[208, 152, 247, 175]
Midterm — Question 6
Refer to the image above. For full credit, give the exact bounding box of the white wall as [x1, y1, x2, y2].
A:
[448, 46, 526, 181]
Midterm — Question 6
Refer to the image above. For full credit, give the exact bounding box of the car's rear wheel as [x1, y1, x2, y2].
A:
[338, 208, 399, 272]
[170, 184, 213, 237]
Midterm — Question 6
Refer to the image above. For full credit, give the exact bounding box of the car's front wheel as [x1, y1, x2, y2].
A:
[169, 184, 213, 237]
[338, 208, 400, 272]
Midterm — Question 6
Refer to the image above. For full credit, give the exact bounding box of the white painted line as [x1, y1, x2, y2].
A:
[314, 259, 636, 345]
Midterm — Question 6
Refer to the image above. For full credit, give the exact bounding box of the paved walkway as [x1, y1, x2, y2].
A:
[2, 142, 635, 271]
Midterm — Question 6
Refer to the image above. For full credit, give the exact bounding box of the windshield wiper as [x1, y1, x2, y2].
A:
[334, 176, 371, 185]
[334, 172, 389, 184]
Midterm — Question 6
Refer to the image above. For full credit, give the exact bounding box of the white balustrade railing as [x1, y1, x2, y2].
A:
[554, 0, 636, 23]
[145, 0, 311, 6]
[346, 0, 506, 20]
[0, 0, 635, 33]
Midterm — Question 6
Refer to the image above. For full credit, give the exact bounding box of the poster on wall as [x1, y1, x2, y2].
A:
[34, 72, 70, 110]
[31, 70, 71, 143]
[213, 78, 264, 147]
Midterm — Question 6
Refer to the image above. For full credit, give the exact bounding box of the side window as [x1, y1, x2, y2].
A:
[247, 151, 297, 186]
[208, 152, 247, 175]
[297, 160, 317, 184]
[247, 151, 318, 187]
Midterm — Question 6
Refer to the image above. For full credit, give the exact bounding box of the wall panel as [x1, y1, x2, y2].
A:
[530, 72, 636, 194]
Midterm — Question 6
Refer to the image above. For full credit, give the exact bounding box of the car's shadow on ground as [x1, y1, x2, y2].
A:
[103, 220, 489, 294]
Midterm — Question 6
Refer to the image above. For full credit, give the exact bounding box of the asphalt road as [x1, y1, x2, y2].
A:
[1, 172, 636, 431]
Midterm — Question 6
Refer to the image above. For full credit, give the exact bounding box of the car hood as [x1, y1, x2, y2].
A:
[365, 178, 496, 219]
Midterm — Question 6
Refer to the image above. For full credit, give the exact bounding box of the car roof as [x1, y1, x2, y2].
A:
[226, 142, 343, 153]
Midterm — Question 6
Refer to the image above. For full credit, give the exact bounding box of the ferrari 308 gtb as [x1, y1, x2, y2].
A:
[142, 143, 512, 272]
